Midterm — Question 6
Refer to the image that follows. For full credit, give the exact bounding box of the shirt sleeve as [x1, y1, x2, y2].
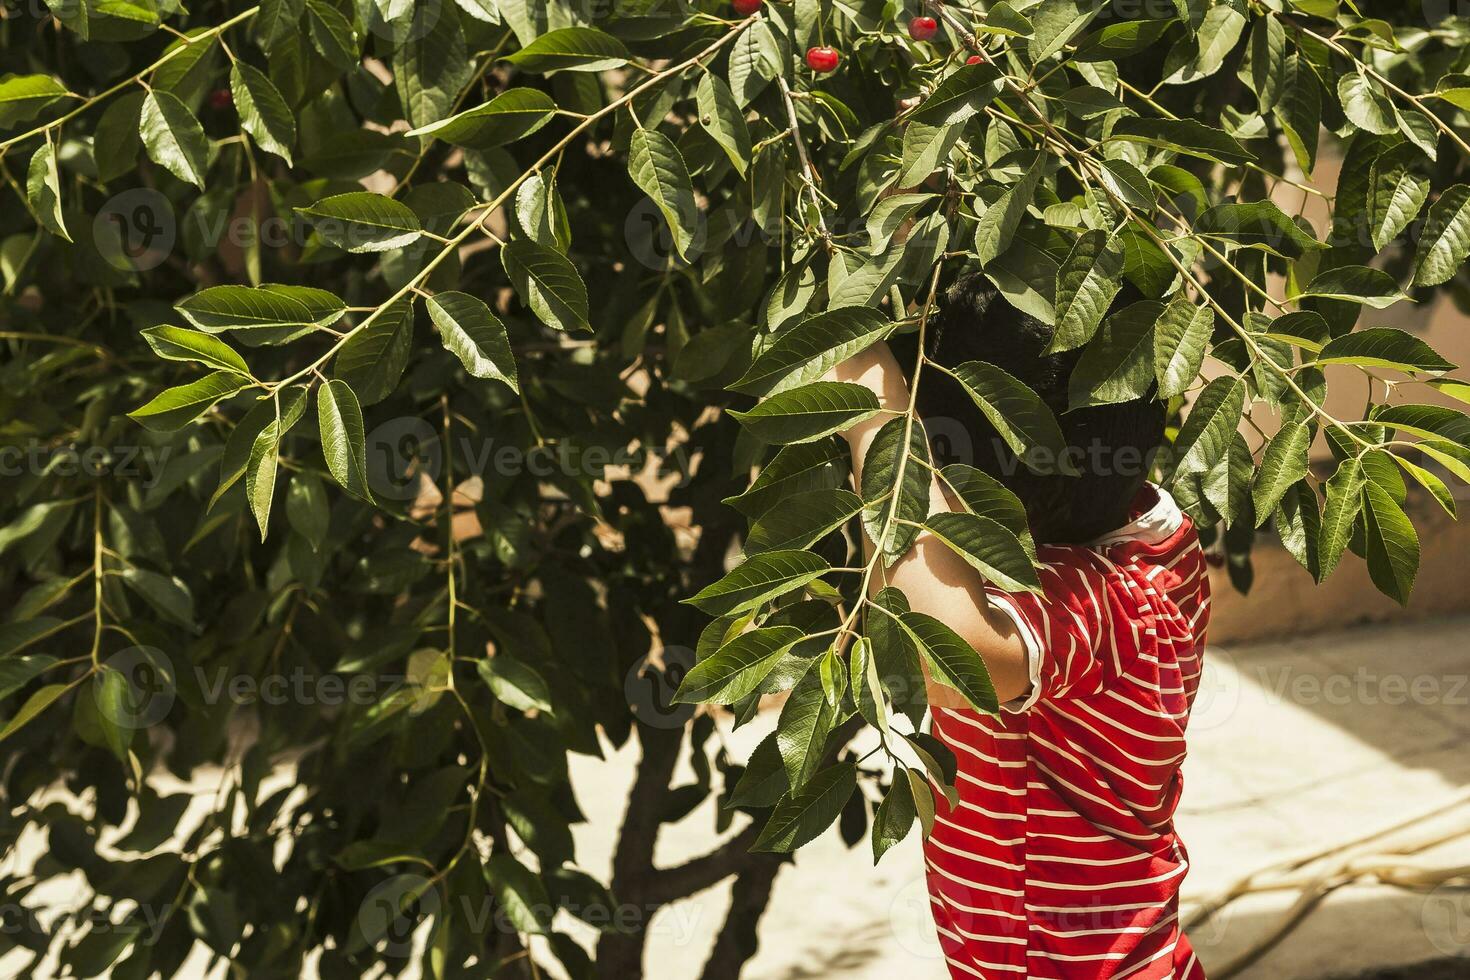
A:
[985, 554, 1135, 712]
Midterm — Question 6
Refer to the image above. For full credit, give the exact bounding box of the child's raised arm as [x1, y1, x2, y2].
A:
[825, 343, 1034, 708]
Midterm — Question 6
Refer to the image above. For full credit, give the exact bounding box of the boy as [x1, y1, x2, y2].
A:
[827, 277, 1210, 978]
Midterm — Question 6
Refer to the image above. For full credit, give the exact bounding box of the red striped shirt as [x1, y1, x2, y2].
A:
[925, 487, 1210, 979]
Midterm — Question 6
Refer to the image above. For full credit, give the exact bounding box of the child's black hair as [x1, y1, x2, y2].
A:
[895, 273, 1167, 546]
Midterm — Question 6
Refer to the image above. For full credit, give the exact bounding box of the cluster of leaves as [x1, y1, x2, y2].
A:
[2, 0, 1470, 976]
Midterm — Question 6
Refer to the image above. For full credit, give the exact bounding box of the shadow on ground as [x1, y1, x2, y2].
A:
[1333, 960, 1470, 979]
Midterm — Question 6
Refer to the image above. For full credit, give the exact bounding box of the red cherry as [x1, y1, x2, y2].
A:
[806, 46, 840, 73]
[208, 88, 233, 111]
[967, 53, 987, 65]
[909, 16, 938, 41]
[732, 0, 762, 15]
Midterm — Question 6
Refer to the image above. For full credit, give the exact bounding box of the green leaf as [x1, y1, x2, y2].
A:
[1339, 71, 1398, 136]
[317, 380, 374, 503]
[88, 665, 134, 762]
[1275, 54, 1321, 174]
[26, 141, 69, 241]
[140, 90, 209, 188]
[1196, 202, 1323, 258]
[304, 0, 359, 70]
[848, 635, 888, 737]
[297, 192, 424, 253]
[1366, 143, 1429, 252]
[1173, 376, 1246, 477]
[406, 88, 557, 147]
[728, 733, 789, 808]
[1244, 14, 1285, 107]
[515, 172, 570, 252]
[1167, 5, 1246, 84]
[477, 656, 553, 713]
[177, 284, 347, 334]
[725, 440, 848, 518]
[975, 155, 1046, 268]
[729, 382, 882, 445]
[333, 299, 414, 406]
[0, 654, 59, 701]
[1028, 0, 1100, 62]
[214, 388, 307, 508]
[502, 239, 590, 333]
[245, 406, 291, 540]
[1252, 421, 1311, 524]
[0, 683, 70, 744]
[1074, 18, 1173, 62]
[1433, 72, 1470, 111]
[1108, 117, 1255, 166]
[1412, 185, 1470, 288]
[944, 360, 1076, 475]
[912, 62, 1003, 127]
[684, 551, 830, 617]
[861, 417, 931, 561]
[867, 193, 934, 255]
[1049, 230, 1124, 353]
[0, 619, 64, 661]
[1315, 328, 1455, 374]
[871, 771, 917, 863]
[427, 291, 519, 391]
[118, 567, 195, 627]
[285, 473, 329, 550]
[673, 626, 805, 705]
[900, 118, 964, 187]
[1056, 84, 1128, 119]
[968, 1, 1030, 35]
[0, 501, 74, 557]
[729, 20, 782, 106]
[1295, 266, 1406, 309]
[1318, 457, 1366, 582]
[923, 512, 1041, 594]
[1361, 478, 1419, 605]
[733, 306, 891, 396]
[503, 27, 629, 73]
[1068, 300, 1161, 409]
[896, 610, 998, 714]
[396, 3, 470, 130]
[1097, 159, 1154, 211]
[1154, 300, 1214, 400]
[141, 326, 250, 375]
[484, 854, 553, 934]
[0, 74, 71, 128]
[93, 91, 144, 184]
[230, 62, 295, 164]
[696, 73, 751, 176]
[776, 670, 840, 791]
[745, 489, 863, 553]
[752, 761, 856, 852]
[627, 128, 698, 262]
[940, 464, 1035, 557]
[129, 371, 250, 432]
[1392, 453, 1457, 517]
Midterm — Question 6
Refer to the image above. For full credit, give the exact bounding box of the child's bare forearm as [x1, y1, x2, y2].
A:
[824, 343, 1033, 705]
